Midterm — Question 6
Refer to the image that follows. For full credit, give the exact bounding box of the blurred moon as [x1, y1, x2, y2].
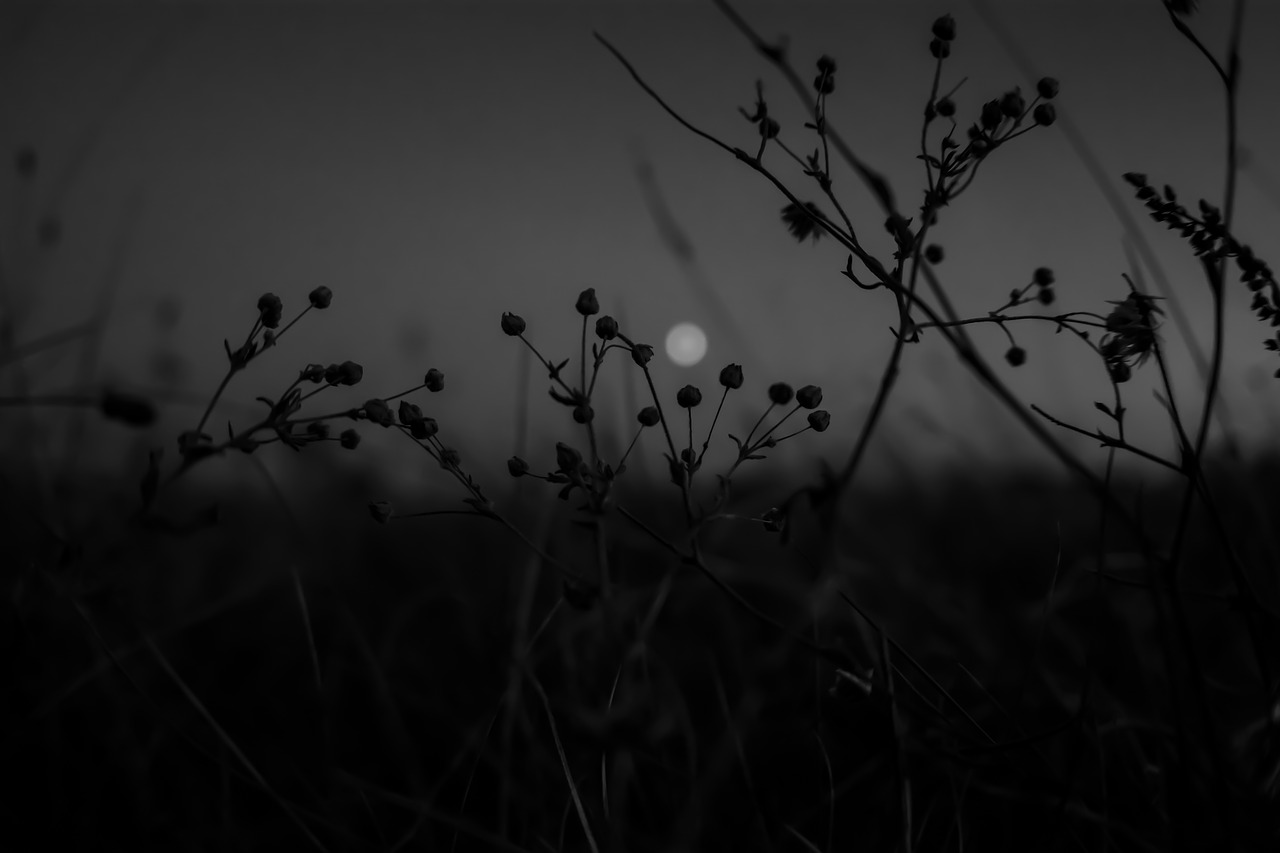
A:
[665, 322, 707, 367]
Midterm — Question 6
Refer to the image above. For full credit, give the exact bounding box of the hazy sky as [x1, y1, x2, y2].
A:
[2, 1, 1278, 492]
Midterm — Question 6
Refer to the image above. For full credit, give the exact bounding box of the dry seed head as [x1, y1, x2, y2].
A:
[501, 312, 526, 336]
[398, 400, 423, 425]
[1000, 89, 1025, 118]
[719, 363, 744, 390]
[364, 399, 394, 427]
[981, 100, 1003, 130]
[676, 385, 703, 408]
[556, 441, 584, 474]
[309, 286, 333, 309]
[931, 14, 956, 42]
[338, 361, 364, 386]
[596, 315, 619, 340]
[575, 288, 599, 316]
[257, 293, 283, 329]
[796, 385, 823, 409]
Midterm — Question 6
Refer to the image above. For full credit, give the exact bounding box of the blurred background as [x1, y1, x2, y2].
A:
[2, 0, 1279, 497]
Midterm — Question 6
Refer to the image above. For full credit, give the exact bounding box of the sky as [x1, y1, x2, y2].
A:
[2, 1, 1278, 495]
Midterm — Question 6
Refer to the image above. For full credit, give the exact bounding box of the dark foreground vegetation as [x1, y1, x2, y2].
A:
[3, 452, 1278, 851]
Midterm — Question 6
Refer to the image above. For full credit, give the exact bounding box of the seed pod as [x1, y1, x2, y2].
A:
[768, 382, 794, 405]
[501, 312, 526, 336]
[676, 385, 702, 408]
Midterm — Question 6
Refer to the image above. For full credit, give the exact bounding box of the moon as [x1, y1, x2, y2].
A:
[665, 322, 708, 367]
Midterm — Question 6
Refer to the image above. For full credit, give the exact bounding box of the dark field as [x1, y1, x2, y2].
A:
[4, 445, 1278, 851]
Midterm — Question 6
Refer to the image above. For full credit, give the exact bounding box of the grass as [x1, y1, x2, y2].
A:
[3, 1, 1279, 851]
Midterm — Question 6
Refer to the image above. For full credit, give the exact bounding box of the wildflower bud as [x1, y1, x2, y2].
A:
[302, 363, 326, 383]
[309, 286, 333, 309]
[573, 404, 594, 423]
[257, 293, 283, 329]
[595, 315, 619, 340]
[1033, 267, 1055, 287]
[424, 368, 444, 392]
[262, 330, 277, 349]
[369, 501, 393, 524]
[338, 360, 364, 386]
[676, 385, 702, 408]
[808, 410, 831, 432]
[932, 14, 956, 41]
[796, 385, 823, 409]
[410, 416, 438, 439]
[1037, 77, 1060, 99]
[100, 390, 157, 428]
[575, 288, 599, 316]
[816, 55, 837, 73]
[981, 99, 1003, 130]
[439, 448, 461, 468]
[1108, 361, 1132, 383]
[398, 400, 423, 425]
[306, 421, 330, 439]
[768, 382, 794, 405]
[631, 343, 654, 367]
[1005, 346, 1027, 367]
[935, 97, 955, 118]
[556, 441, 584, 475]
[363, 398, 393, 427]
[324, 363, 342, 385]
[1000, 89, 1025, 118]
[929, 38, 951, 59]
[813, 73, 835, 95]
[1033, 104, 1056, 126]
[1038, 288, 1056, 305]
[970, 138, 991, 157]
[719, 363, 744, 390]
[638, 406, 660, 427]
[508, 456, 530, 477]
[501, 312, 526, 336]
[1122, 172, 1148, 188]
[15, 146, 36, 178]
[925, 244, 944, 264]
[339, 428, 361, 449]
[759, 117, 780, 139]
